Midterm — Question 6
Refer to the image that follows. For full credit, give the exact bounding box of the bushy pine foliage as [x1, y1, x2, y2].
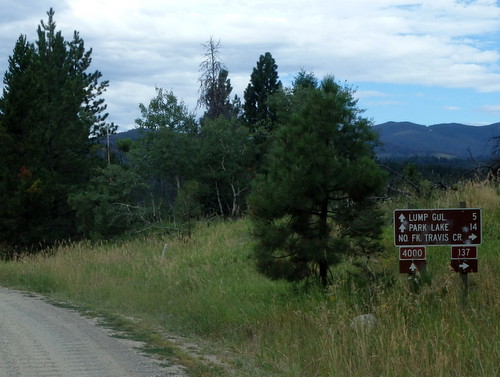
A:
[0, 9, 109, 249]
[249, 76, 386, 286]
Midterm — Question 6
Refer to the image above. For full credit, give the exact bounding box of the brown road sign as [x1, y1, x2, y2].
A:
[451, 246, 478, 259]
[451, 259, 478, 273]
[400, 260, 426, 274]
[394, 208, 481, 246]
[399, 246, 426, 260]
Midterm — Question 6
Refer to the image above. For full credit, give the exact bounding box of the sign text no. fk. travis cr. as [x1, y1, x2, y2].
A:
[394, 209, 482, 246]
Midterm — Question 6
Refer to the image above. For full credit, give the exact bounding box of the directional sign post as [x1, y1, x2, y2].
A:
[394, 209, 482, 246]
[450, 260, 478, 273]
[399, 246, 426, 274]
[451, 245, 478, 259]
[450, 246, 478, 273]
[393, 207, 482, 304]
[399, 260, 427, 274]
[399, 246, 426, 260]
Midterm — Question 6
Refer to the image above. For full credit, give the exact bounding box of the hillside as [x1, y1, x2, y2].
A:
[374, 121, 499, 159]
[112, 122, 499, 160]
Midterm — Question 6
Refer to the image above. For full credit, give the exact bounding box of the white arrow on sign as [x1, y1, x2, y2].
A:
[399, 214, 406, 222]
[399, 224, 406, 232]
[410, 262, 417, 272]
[469, 234, 477, 241]
[459, 262, 470, 270]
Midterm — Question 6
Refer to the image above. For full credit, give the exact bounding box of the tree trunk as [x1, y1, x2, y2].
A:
[319, 261, 328, 288]
[318, 198, 329, 288]
[215, 181, 224, 217]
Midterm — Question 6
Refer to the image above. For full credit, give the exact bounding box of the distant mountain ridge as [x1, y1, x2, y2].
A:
[373, 122, 499, 159]
[112, 122, 499, 160]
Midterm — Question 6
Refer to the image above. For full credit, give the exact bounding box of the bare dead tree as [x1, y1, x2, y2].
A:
[197, 37, 233, 119]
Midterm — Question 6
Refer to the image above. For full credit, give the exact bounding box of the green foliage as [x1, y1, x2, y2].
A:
[173, 180, 203, 237]
[381, 157, 486, 199]
[135, 87, 197, 133]
[68, 165, 146, 239]
[243, 52, 282, 135]
[402, 162, 432, 197]
[0, 9, 109, 249]
[132, 86, 254, 220]
[117, 138, 133, 153]
[292, 69, 319, 90]
[1, 182, 497, 376]
[197, 116, 254, 217]
[131, 88, 200, 221]
[250, 76, 387, 286]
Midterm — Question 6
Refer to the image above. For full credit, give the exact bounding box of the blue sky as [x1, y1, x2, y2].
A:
[0, 0, 499, 131]
[355, 83, 499, 126]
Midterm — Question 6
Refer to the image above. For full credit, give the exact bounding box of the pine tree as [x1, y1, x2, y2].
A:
[243, 52, 281, 133]
[242, 52, 282, 168]
[292, 69, 319, 91]
[0, 35, 36, 250]
[249, 76, 386, 287]
[0, 9, 109, 249]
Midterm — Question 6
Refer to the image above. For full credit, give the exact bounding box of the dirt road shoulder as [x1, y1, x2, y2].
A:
[0, 287, 186, 377]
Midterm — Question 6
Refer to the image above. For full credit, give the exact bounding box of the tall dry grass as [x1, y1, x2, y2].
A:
[0, 182, 498, 376]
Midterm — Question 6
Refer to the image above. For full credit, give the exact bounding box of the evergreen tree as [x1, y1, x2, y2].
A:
[68, 164, 146, 239]
[0, 35, 36, 250]
[270, 70, 319, 130]
[0, 9, 109, 249]
[243, 52, 282, 134]
[292, 69, 319, 91]
[249, 76, 386, 287]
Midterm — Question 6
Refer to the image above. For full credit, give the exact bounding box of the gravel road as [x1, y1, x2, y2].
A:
[0, 287, 184, 377]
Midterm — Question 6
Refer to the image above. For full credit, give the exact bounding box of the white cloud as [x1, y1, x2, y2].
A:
[356, 90, 391, 99]
[479, 104, 500, 114]
[0, 0, 499, 129]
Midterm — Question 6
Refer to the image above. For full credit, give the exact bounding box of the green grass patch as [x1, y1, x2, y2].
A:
[0, 181, 498, 376]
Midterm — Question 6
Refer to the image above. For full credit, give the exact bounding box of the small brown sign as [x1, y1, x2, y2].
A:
[450, 259, 478, 273]
[399, 246, 426, 260]
[399, 260, 427, 274]
[451, 246, 478, 259]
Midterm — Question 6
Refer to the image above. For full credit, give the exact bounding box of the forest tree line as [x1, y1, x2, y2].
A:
[0, 10, 300, 249]
[0, 9, 492, 279]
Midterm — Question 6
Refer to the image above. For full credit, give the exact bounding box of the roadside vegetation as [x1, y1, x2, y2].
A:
[1, 9, 498, 377]
[0, 181, 498, 377]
